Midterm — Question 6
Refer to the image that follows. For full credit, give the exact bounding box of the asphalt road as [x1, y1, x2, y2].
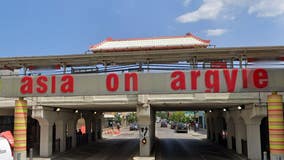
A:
[52, 128, 139, 160]
[155, 127, 245, 160]
[52, 126, 245, 160]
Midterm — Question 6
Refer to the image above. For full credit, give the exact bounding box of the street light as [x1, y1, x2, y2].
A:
[238, 105, 245, 110]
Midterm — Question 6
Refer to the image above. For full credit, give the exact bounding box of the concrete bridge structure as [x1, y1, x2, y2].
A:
[0, 34, 284, 160]
[0, 91, 279, 160]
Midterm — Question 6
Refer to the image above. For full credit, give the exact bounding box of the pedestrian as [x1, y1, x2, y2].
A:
[117, 124, 120, 131]
[78, 129, 82, 135]
[195, 122, 199, 131]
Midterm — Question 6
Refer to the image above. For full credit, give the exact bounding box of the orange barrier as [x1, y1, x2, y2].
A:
[103, 128, 121, 135]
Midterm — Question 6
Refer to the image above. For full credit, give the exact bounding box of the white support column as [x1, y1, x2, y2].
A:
[214, 118, 220, 144]
[85, 118, 91, 143]
[56, 120, 66, 152]
[137, 103, 153, 157]
[94, 112, 103, 140]
[71, 120, 77, 148]
[209, 118, 215, 141]
[91, 117, 96, 142]
[235, 122, 244, 154]
[246, 122, 262, 160]
[39, 123, 53, 157]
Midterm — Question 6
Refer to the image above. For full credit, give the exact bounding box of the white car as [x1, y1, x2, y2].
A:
[0, 137, 13, 160]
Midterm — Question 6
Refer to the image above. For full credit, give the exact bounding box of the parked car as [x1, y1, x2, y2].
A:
[129, 123, 138, 131]
[160, 120, 168, 128]
[170, 122, 177, 129]
[175, 122, 188, 133]
[0, 137, 13, 160]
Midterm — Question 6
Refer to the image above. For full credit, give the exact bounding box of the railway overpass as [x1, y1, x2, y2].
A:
[0, 34, 284, 160]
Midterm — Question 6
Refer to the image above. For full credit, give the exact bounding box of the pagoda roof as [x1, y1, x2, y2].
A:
[89, 33, 210, 52]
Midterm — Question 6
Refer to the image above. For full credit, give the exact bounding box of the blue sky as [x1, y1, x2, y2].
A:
[0, 0, 284, 57]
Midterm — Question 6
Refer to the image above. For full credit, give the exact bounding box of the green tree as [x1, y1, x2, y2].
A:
[126, 112, 137, 123]
[156, 111, 168, 119]
[114, 113, 122, 124]
[169, 111, 191, 123]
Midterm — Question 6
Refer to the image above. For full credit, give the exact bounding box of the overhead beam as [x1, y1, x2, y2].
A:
[0, 46, 284, 70]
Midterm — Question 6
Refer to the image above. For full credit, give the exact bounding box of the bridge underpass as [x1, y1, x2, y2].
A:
[0, 92, 273, 160]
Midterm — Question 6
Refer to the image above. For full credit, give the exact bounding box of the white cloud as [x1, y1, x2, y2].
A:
[176, 0, 284, 23]
[183, 0, 192, 7]
[177, 0, 224, 23]
[206, 29, 227, 36]
[248, 0, 284, 17]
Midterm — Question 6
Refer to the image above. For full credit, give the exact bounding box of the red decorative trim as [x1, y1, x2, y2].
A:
[92, 44, 208, 52]
[89, 33, 210, 51]
[185, 32, 210, 44]
[89, 37, 113, 50]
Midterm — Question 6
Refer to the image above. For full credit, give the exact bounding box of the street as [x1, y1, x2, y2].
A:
[52, 128, 139, 160]
[52, 126, 245, 160]
[156, 126, 245, 160]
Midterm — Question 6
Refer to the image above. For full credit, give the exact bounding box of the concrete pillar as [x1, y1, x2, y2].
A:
[206, 117, 210, 139]
[137, 104, 153, 157]
[14, 97, 27, 160]
[94, 112, 103, 140]
[246, 122, 262, 160]
[227, 132, 232, 150]
[235, 118, 247, 155]
[210, 118, 215, 141]
[215, 118, 220, 144]
[91, 118, 96, 142]
[39, 123, 53, 157]
[85, 117, 91, 143]
[202, 115, 206, 129]
[212, 117, 221, 144]
[267, 92, 284, 160]
[72, 120, 77, 147]
[235, 122, 243, 154]
[227, 118, 235, 150]
[55, 120, 66, 152]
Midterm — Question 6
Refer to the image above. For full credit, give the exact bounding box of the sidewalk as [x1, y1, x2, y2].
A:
[188, 128, 207, 139]
[187, 128, 247, 160]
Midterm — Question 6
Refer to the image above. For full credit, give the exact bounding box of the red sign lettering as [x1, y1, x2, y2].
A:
[223, 69, 238, 92]
[36, 76, 48, 93]
[253, 68, 268, 88]
[20, 77, 33, 94]
[169, 68, 269, 93]
[18, 69, 269, 95]
[20, 75, 74, 94]
[106, 73, 119, 92]
[125, 73, 138, 91]
[191, 70, 200, 90]
[205, 70, 220, 92]
[171, 71, 186, 90]
[61, 75, 74, 93]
